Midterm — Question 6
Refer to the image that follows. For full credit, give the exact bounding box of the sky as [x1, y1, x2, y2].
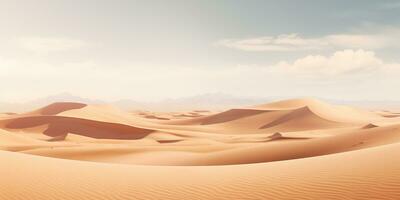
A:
[1, 0, 400, 102]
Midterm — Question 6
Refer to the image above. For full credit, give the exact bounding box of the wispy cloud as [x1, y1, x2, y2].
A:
[380, 1, 400, 9]
[16, 36, 87, 54]
[269, 49, 387, 76]
[217, 34, 324, 51]
[217, 29, 400, 52]
[1, 48, 400, 102]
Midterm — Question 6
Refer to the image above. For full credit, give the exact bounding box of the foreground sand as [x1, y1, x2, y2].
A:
[1, 98, 400, 199]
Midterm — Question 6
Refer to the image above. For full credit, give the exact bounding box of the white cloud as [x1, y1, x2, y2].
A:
[270, 49, 386, 76]
[324, 34, 388, 49]
[1, 48, 400, 102]
[16, 36, 87, 54]
[217, 34, 324, 51]
[380, 2, 400, 9]
[217, 30, 399, 51]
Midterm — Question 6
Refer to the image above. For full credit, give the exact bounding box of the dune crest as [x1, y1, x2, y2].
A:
[31, 102, 87, 115]
[2, 116, 154, 140]
[362, 123, 379, 129]
[1, 98, 400, 165]
[1, 98, 400, 198]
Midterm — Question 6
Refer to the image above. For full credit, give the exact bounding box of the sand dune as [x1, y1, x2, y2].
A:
[1, 98, 400, 199]
[165, 98, 388, 132]
[1, 142, 400, 199]
[253, 98, 384, 123]
[1, 116, 154, 140]
[29, 102, 88, 115]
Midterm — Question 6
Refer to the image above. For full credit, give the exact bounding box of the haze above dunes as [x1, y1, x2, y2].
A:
[3, 93, 400, 114]
[1, 98, 400, 199]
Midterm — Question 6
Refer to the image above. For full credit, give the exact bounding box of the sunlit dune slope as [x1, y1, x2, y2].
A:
[0, 98, 400, 166]
[1, 98, 400, 199]
[1, 142, 400, 200]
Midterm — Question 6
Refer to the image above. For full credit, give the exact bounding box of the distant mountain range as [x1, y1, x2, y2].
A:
[0, 93, 104, 113]
[0, 93, 271, 113]
[1, 92, 400, 113]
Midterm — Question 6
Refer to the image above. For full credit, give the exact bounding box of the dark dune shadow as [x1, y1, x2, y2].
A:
[173, 114, 202, 118]
[259, 106, 341, 130]
[157, 139, 183, 144]
[268, 136, 310, 141]
[144, 115, 170, 120]
[193, 110, 210, 113]
[39, 102, 87, 115]
[2, 112, 17, 115]
[47, 134, 67, 141]
[201, 109, 269, 125]
[362, 123, 379, 129]
[259, 107, 311, 129]
[5, 116, 154, 140]
[267, 132, 310, 142]
[382, 114, 400, 118]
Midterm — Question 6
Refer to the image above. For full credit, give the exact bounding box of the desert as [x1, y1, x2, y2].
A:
[1, 98, 400, 199]
[2, 1, 400, 199]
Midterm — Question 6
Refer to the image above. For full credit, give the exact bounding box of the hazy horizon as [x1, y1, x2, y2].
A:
[1, 0, 400, 102]
[3, 92, 400, 114]
[2, 2, 400, 199]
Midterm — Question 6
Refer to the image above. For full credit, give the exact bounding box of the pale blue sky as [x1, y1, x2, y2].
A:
[1, 0, 400, 102]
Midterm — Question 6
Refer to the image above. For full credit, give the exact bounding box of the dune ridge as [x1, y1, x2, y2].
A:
[2, 116, 154, 140]
[1, 142, 400, 200]
[31, 102, 88, 115]
[1, 98, 400, 165]
[1, 98, 400, 199]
